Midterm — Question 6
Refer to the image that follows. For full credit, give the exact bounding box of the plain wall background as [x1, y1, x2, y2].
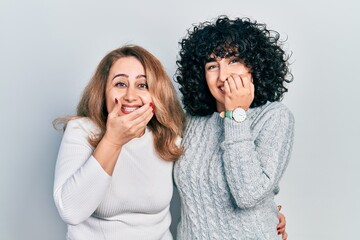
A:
[1, 0, 359, 239]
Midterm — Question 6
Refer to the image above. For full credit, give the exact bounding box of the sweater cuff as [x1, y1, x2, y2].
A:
[224, 118, 252, 143]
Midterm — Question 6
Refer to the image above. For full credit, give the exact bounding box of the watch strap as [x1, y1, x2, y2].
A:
[225, 110, 233, 119]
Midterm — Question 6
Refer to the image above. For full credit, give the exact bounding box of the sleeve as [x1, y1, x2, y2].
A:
[53, 119, 111, 225]
[221, 106, 295, 209]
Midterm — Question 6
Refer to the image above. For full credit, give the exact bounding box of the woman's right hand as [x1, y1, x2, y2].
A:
[103, 100, 154, 148]
[93, 100, 153, 175]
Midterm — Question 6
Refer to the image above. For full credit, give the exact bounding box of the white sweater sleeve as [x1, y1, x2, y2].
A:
[53, 119, 111, 225]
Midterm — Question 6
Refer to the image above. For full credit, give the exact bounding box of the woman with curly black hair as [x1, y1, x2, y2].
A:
[174, 16, 294, 239]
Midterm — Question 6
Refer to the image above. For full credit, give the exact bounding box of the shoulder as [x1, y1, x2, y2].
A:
[182, 113, 221, 144]
[250, 102, 295, 130]
[185, 113, 215, 126]
[253, 102, 293, 120]
[268, 102, 294, 123]
[184, 113, 216, 133]
[182, 113, 210, 142]
[65, 117, 101, 139]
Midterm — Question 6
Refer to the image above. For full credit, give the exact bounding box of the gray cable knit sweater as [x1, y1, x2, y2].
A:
[174, 101, 295, 239]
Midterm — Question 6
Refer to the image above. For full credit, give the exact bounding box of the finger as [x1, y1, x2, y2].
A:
[125, 103, 152, 121]
[127, 104, 153, 128]
[278, 226, 286, 235]
[282, 232, 288, 240]
[231, 74, 244, 89]
[119, 106, 153, 139]
[278, 227, 285, 234]
[224, 80, 231, 95]
[277, 221, 285, 233]
[241, 74, 252, 90]
[108, 98, 122, 118]
[277, 223, 286, 237]
[132, 109, 154, 137]
[227, 75, 238, 91]
[277, 213, 286, 229]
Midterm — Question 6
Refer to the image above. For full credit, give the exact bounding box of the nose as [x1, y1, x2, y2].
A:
[124, 87, 137, 102]
[219, 65, 229, 82]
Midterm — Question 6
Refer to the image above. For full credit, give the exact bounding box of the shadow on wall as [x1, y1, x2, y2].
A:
[170, 186, 181, 237]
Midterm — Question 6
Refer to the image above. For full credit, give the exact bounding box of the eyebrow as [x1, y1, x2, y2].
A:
[205, 53, 238, 63]
[205, 57, 217, 63]
[112, 74, 147, 81]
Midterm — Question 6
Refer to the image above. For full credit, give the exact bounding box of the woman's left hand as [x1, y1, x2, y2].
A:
[277, 205, 288, 240]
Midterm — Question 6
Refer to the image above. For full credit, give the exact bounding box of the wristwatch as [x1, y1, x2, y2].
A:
[225, 107, 247, 122]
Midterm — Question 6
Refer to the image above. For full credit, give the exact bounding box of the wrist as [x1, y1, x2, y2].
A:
[102, 133, 124, 149]
[225, 107, 247, 122]
[93, 135, 122, 176]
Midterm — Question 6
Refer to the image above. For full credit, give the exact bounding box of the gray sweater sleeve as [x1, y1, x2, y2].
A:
[221, 105, 295, 209]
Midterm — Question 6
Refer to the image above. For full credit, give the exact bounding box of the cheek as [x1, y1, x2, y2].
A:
[205, 72, 212, 82]
[206, 75, 217, 89]
[139, 91, 153, 104]
[230, 63, 249, 75]
[205, 71, 214, 81]
[239, 65, 251, 75]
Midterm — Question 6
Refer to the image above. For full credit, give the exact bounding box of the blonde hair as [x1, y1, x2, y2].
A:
[54, 45, 185, 161]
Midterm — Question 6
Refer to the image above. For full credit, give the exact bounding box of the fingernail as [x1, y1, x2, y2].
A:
[149, 102, 153, 107]
[278, 231, 280, 235]
[278, 205, 282, 211]
[115, 98, 118, 104]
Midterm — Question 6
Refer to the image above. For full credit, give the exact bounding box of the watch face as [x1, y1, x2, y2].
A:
[233, 108, 247, 122]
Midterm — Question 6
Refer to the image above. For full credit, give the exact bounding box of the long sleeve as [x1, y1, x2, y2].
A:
[53, 118, 111, 225]
[221, 104, 295, 209]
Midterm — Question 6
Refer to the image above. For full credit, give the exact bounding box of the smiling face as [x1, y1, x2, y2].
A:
[204, 54, 251, 112]
[105, 56, 152, 116]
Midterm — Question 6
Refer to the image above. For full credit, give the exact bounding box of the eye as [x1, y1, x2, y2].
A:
[138, 83, 148, 89]
[206, 64, 218, 71]
[115, 81, 127, 88]
[229, 58, 239, 64]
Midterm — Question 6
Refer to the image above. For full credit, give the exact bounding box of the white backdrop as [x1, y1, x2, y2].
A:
[1, 0, 359, 239]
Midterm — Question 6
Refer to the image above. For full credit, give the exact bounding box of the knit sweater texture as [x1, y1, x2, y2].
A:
[53, 118, 173, 240]
[174, 101, 295, 239]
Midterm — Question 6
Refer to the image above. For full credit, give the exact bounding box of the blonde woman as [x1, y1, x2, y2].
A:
[53, 45, 184, 240]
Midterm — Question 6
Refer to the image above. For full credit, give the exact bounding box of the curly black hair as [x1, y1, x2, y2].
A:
[175, 15, 293, 116]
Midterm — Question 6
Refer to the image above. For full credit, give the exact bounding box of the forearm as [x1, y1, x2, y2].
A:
[221, 109, 294, 208]
[53, 156, 111, 225]
[93, 134, 122, 176]
[221, 120, 270, 208]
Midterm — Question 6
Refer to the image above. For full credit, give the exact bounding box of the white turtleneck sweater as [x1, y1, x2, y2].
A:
[53, 118, 173, 240]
